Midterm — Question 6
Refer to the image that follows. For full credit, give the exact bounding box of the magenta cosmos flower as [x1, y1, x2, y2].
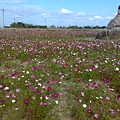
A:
[87, 109, 92, 114]
[0, 99, 5, 102]
[117, 95, 120, 100]
[24, 99, 29, 104]
[53, 93, 59, 98]
[47, 86, 52, 91]
[44, 102, 48, 107]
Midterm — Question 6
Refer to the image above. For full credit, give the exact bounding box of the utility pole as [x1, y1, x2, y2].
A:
[1, 7, 5, 28]
[45, 19, 46, 26]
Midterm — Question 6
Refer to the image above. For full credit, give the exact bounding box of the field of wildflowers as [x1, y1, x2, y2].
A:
[0, 29, 120, 120]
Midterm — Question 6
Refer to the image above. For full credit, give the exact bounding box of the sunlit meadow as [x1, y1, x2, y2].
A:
[0, 29, 120, 120]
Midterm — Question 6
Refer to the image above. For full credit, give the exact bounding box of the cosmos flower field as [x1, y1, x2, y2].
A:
[0, 29, 120, 120]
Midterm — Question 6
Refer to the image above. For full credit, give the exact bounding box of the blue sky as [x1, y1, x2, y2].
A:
[0, 0, 120, 27]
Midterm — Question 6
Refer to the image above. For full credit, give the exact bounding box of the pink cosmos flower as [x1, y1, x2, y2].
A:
[6, 95, 10, 98]
[60, 75, 64, 79]
[12, 94, 16, 98]
[30, 87, 34, 91]
[107, 70, 111, 73]
[0, 85, 3, 88]
[51, 78, 55, 82]
[111, 111, 115, 114]
[53, 58, 57, 62]
[81, 92, 84, 96]
[68, 86, 72, 90]
[94, 114, 99, 118]
[16, 89, 20, 92]
[35, 90, 40, 94]
[44, 103, 48, 107]
[95, 87, 98, 90]
[100, 108, 104, 113]
[110, 109, 115, 114]
[40, 102, 43, 105]
[64, 64, 68, 67]
[31, 75, 35, 79]
[14, 72, 19, 75]
[106, 97, 110, 101]
[59, 92, 63, 96]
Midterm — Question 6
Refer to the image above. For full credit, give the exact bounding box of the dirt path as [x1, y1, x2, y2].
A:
[52, 81, 72, 120]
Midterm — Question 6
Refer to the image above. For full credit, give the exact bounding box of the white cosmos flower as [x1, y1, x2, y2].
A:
[12, 100, 16, 103]
[96, 97, 99, 99]
[105, 60, 107, 63]
[35, 80, 38, 82]
[15, 107, 19, 110]
[4, 87, 9, 90]
[89, 79, 92, 82]
[38, 83, 42, 86]
[89, 69, 92, 72]
[82, 104, 87, 108]
[40, 97, 42, 100]
[12, 76, 15, 79]
[45, 96, 49, 100]
[95, 65, 98, 68]
[100, 96, 103, 99]
[26, 71, 29, 74]
[55, 100, 58, 104]
[79, 100, 82, 102]
[116, 67, 119, 71]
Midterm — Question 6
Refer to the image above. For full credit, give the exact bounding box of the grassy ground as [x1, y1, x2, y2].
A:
[0, 29, 120, 120]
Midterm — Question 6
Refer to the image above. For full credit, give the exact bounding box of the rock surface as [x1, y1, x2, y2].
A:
[96, 29, 109, 39]
[107, 14, 120, 29]
[96, 5, 120, 39]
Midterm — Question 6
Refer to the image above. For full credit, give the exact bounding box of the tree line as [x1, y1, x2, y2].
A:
[5, 22, 106, 29]
[10, 22, 47, 28]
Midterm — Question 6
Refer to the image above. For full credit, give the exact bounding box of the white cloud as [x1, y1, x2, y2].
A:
[94, 15, 102, 19]
[14, 15, 21, 18]
[88, 18, 94, 20]
[113, 13, 117, 16]
[105, 16, 112, 19]
[60, 8, 72, 14]
[41, 13, 51, 18]
[77, 12, 85, 15]
[0, 0, 26, 3]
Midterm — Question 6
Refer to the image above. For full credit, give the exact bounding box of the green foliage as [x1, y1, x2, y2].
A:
[10, 22, 47, 28]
